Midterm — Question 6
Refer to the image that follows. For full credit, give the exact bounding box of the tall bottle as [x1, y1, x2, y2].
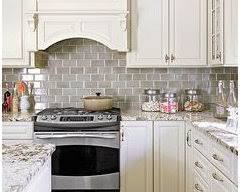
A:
[215, 81, 227, 119]
[227, 81, 237, 108]
[28, 83, 35, 113]
[12, 84, 19, 114]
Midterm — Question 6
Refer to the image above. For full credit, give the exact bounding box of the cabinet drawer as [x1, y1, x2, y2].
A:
[193, 171, 210, 192]
[193, 130, 209, 157]
[193, 148, 211, 185]
[210, 164, 238, 192]
[209, 142, 238, 185]
[3, 122, 33, 140]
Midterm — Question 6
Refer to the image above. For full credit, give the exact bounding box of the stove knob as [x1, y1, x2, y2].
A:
[107, 115, 112, 120]
[41, 115, 48, 120]
[50, 115, 57, 120]
[97, 115, 104, 120]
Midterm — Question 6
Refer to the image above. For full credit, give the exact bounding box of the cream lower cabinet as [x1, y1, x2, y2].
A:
[186, 122, 238, 192]
[120, 121, 185, 192]
[120, 121, 153, 192]
[2, 0, 37, 68]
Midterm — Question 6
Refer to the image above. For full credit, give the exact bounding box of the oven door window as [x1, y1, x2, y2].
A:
[52, 145, 119, 176]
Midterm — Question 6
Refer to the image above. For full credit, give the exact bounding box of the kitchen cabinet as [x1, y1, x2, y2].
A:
[127, 0, 207, 67]
[2, 122, 34, 140]
[2, 0, 37, 68]
[208, 0, 238, 66]
[120, 121, 153, 192]
[24, 157, 51, 192]
[154, 121, 185, 192]
[186, 122, 238, 192]
[120, 120, 185, 192]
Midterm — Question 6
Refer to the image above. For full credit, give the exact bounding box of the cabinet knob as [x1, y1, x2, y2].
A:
[216, 52, 222, 61]
[165, 54, 170, 62]
[194, 161, 203, 169]
[194, 184, 203, 191]
[170, 54, 175, 62]
[194, 139, 203, 145]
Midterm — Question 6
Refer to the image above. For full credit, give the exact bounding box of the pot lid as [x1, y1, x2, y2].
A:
[84, 93, 113, 100]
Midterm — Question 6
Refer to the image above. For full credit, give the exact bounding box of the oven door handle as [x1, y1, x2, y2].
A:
[35, 133, 117, 139]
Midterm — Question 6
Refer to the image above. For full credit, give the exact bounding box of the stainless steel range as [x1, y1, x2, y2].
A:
[34, 107, 121, 191]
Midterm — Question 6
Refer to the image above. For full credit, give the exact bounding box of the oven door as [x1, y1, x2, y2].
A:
[34, 132, 120, 190]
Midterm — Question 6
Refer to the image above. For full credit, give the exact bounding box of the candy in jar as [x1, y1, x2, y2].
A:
[160, 92, 178, 114]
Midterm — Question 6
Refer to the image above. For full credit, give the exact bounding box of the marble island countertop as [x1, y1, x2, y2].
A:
[122, 109, 238, 155]
[2, 143, 55, 192]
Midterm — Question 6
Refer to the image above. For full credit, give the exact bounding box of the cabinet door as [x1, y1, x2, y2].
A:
[224, 0, 238, 66]
[127, 0, 169, 67]
[208, 0, 224, 66]
[120, 121, 153, 192]
[2, 0, 37, 67]
[154, 121, 185, 192]
[169, 0, 207, 66]
[186, 122, 194, 192]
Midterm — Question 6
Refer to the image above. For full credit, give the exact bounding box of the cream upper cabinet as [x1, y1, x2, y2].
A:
[120, 121, 153, 192]
[126, 0, 169, 68]
[208, 0, 238, 66]
[154, 121, 185, 192]
[169, 0, 207, 66]
[127, 0, 207, 68]
[2, 0, 37, 68]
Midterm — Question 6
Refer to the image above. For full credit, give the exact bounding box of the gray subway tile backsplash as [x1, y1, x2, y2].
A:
[2, 38, 238, 110]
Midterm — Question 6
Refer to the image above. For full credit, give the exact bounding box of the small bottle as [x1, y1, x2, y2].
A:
[12, 84, 19, 114]
[215, 81, 227, 119]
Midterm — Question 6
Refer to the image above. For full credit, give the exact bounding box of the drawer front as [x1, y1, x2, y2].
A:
[209, 142, 238, 185]
[193, 171, 210, 192]
[193, 148, 211, 184]
[193, 130, 209, 157]
[210, 165, 238, 192]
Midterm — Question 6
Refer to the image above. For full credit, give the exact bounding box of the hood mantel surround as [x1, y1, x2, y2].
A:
[33, 0, 129, 51]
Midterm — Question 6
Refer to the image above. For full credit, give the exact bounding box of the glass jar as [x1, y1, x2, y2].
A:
[141, 89, 161, 112]
[184, 89, 204, 112]
[160, 92, 178, 114]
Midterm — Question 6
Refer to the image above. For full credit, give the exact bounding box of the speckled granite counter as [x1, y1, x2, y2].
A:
[2, 113, 35, 122]
[122, 110, 238, 155]
[2, 144, 55, 192]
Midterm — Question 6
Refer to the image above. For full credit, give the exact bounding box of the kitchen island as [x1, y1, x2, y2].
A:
[2, 143, 55, 192]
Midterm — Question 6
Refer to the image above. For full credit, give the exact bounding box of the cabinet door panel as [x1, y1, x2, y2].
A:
[154, 121, 185, 192]
[120, 121, 153, 192]
[170, 0, 207, 66]
[127, 0, 168, 67]
[3, 0, 23, 59]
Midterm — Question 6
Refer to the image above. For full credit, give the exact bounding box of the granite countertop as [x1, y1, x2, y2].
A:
[122, 109, 238, 156]
[2, 143, 55, 192]
[2, 113, 35, 122]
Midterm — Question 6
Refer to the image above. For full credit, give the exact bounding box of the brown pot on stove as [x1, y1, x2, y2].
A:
[83, 93, 114, 111]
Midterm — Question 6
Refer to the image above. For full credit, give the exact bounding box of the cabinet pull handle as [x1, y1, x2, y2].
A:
[165, 54, 170, 63]
[212, 173, 224, 182]
[194, 184, 203, 191]
[121, 130, 124, 141]
[216, 52, 222, 61]
[33, 13, 38, 32]
[212, 154, 223, 162]
[194, 161, 203, 169]
[186, 130, 191, 147]
[194, 139, 203, 145]
[170, 54, 175, 62]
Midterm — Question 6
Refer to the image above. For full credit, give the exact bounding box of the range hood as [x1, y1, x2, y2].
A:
[33, 0, 130, 51]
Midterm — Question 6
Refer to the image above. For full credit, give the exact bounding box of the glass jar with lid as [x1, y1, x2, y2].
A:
[160, 92, 178, 114]
[141, 89, 161, 112]
[184, 89, 204, 112]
